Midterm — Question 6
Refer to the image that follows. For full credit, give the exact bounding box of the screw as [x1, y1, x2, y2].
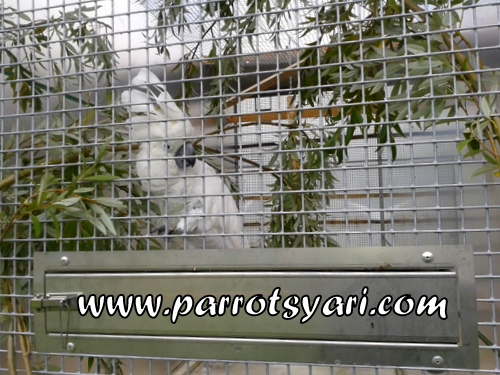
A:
[432, 355, 444, 367]
[66, 342, 75, 352]
[35, 293, 43, 299]
[422, 252, 434, 263]
[60, 256, 69, 266]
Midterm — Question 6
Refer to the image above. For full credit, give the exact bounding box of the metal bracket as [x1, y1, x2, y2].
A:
[31, 293, 81, 350]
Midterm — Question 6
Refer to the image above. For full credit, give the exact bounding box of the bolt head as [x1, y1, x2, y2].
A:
[432, 355, 444, 367]
[60, 256, 69, 266]
[66, 342, 75, 352]
[422, 252, 434, 263]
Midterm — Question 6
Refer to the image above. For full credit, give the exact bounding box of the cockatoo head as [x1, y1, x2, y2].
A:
[166, 139, 196, 170]
[121, 68, 194, 141]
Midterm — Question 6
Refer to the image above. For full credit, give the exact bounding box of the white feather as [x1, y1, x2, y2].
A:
[131, 68, 163, 87]
[121, 89, 153, 114]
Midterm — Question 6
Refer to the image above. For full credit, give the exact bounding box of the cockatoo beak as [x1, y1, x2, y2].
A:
[174, 142, 196, 169]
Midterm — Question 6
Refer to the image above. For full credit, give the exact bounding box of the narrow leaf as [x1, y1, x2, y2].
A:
[83, 175, 121, 182]
[88, 203, 117, 236]
[95, 141, 111, 164]
[47, 209, 60, 241]
[345, 126, 355, 145]
[94, 197, 125, 210]
[86, 213, 108, 236]
[457, 138, 472, 154]
[54, 197, 81, 207]
[30, 214, 42, 238]
[481, 96, 491, 119]
[73, 187, 95, 194]
[469, 165, 497, 179]
[87, 357, 94, 372]
[391, 123, 407, 138]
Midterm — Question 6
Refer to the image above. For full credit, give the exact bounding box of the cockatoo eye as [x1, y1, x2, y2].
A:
[164, 143, 171, 151]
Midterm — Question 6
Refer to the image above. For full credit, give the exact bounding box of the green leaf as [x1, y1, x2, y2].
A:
[54, 197, 82, 207]
[463, 149, 482, 159]
[469, 165, 498, 179]
[345, 125, 355, 145]
[87, 357, 94, 372]
[73, 187, 95, 194]
[38, 171, 53, 205]
[457, 138, 472, 154]
[267, 146, 281, 167]
[18, 12, 32, 22]
[47, 209, 60, 241]
[86, 213, 108, 236]
[391, 123, 406, 138]
[29, 214, 42, 238]
[350, 108, 363, 124]
[88, 203, 117, 236]
[480, 96, 491, 119]
[482, 153, 497, 166]
[94, 197, 125, 210]
[83, 175, 121, 182]
[95, 140, 111, 164]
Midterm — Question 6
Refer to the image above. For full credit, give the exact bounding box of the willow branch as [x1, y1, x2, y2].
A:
[7, 317, 17, 375]
[198, 145, 281, 180]
[2, 280, 17, 375]
[192, 122, 299, 146]
[16, 312, 33, 375]
[0, 144, 138, 192]
[0, 153, 81, 192]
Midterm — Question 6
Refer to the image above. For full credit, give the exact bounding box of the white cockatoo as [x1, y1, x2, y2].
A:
[121, 68, 249, 249]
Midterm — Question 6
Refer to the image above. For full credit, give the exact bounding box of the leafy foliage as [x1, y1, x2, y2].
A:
[265, 129, 339, 248]
[147, 0, 500, 182]
[0, 6, 115, 111]
[297, 0, 500, 172]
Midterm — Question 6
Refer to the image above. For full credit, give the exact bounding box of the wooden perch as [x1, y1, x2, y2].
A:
[226, 107, 340, 123]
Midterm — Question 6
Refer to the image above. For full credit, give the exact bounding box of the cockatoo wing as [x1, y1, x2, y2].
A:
[121, 89, 153, 114]
[131, 68, 163, 87]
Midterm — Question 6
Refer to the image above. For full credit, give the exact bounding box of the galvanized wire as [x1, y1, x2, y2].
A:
[1, 0, 500, 373]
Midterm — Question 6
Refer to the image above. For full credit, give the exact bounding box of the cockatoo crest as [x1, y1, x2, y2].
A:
[121, 68, 193, 141]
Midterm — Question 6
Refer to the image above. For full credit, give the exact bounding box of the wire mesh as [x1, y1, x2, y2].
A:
[1, 0, 500, 373]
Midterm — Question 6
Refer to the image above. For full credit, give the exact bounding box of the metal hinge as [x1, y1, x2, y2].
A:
[31, 293, 82, 310]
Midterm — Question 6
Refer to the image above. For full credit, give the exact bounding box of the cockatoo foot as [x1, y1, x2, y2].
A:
[151, 224, 185, 236]
[171, 223, 186, 234]
[150, 225, 166, 235]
